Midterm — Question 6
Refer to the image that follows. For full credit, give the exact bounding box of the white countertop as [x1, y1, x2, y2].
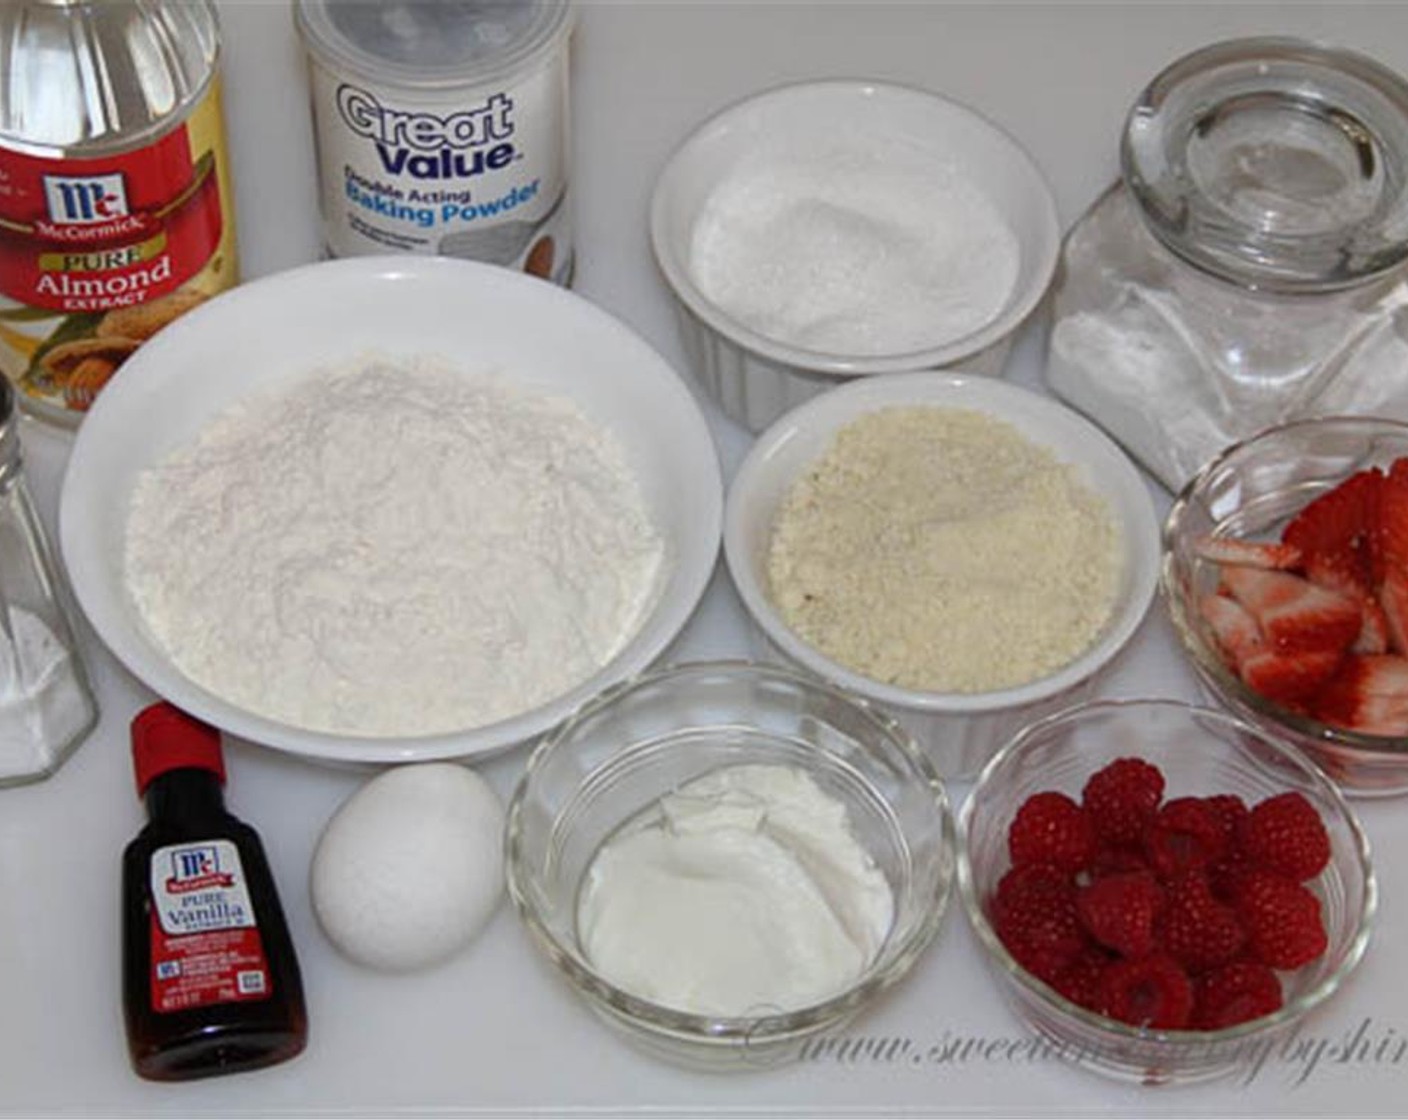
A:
[7, 2, 1408, 1115]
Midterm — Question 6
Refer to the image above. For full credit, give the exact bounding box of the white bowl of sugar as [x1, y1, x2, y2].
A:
[724, 372, 1161, 781]
[650, 79, 1061, 432]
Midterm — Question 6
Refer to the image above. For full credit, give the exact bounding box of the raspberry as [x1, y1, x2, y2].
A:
[991, 868, 1087, 983]
[1008, 791, 1095, 873]
[994, 756, 1334, 1035]
[1095, 953, 1194, 1030]
[1193, 960, 1284, 1029]
[1145, 797, 1227, 879]
[1081, 758, 1165, 847]
[1207, 844, 1258, 904]
[1238, 792, 1331, 881]
[1159, 872, 1246, 974]
[1230, 870, 1329, 970]
[1050, 945, 1115, 1011]
[1076, 871, 1164, 958]
[1086, 844, 1152, 881]
[995, 863, 1072, 910]
[1202, 794, 1249, 846]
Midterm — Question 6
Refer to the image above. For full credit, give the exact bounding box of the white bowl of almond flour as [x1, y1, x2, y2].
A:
[58, 256, 722, 764]
[724, 372, 1160, 781]
[651, 80, 1060, 433]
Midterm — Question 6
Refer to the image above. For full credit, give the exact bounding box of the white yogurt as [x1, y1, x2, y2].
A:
[576, 763, 894, 1018]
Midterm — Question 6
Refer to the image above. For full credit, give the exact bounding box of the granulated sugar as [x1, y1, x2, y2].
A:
[688, 142, 1019, 357]
[767, 406, 1120, 693]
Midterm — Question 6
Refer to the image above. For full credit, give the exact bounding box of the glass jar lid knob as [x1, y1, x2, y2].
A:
[1122, 37, 1408, 292]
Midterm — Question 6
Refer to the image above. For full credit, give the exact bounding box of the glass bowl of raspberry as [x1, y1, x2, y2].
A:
[1162, 416, 1408, 795]
[956, 698, 1375, 1086]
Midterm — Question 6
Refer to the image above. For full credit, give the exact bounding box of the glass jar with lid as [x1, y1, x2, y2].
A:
[1046, 37, 1408, 490]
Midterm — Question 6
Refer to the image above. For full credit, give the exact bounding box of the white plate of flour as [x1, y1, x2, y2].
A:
[60, 255, 722, 764]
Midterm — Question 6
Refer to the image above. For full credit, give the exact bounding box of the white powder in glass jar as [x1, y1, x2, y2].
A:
[688, 141, 1020, 357]
[767, 407, 1120, 693]
[123, 354, 665, 737]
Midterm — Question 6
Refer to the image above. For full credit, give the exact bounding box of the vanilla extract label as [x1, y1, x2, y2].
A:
[146, 839, 272, 1014]
[151, 839, 256, 935]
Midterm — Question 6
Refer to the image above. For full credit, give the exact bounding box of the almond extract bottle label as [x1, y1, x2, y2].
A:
[147, 839, 272, 1014]
[0, 78, 238, 423]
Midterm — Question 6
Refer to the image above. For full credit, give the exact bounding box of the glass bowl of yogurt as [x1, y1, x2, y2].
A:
[650, 79, 1060, 432]
[504, 659, 955, 1070]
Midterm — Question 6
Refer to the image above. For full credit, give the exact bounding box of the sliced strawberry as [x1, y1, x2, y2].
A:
[1283, 468, 1382, 597]
[1198, 592, 1264, 671]
[1351, 599, 1392, 656]
[1220, 567, 1362, 656]
[1375, 460, 1408, 579]
[1313, 654, 1408, 737]
[1381, 579, 1408, 656]
[1194, 537, 1302, 571]
[1377, 460, 1408, 653]
[1238, 647, 1345, 708]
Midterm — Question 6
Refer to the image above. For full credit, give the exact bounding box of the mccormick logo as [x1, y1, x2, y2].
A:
[164, 844, 236, 894]
[42, 173, 129, 224]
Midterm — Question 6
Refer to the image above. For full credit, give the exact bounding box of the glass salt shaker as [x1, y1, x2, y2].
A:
[1047, 37, 1408, 491]
[0, 378, 99, 786]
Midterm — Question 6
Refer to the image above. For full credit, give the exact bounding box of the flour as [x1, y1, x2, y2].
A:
[767, 407, 1120, 693]
[124, 354, 666, 737]
[688, 141, 1020, 356]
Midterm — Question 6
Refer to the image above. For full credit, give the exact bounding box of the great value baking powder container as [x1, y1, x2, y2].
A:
[296, 0, 574, 284]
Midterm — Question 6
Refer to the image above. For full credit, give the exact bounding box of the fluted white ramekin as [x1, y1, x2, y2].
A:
[651, 79, 1060, 432]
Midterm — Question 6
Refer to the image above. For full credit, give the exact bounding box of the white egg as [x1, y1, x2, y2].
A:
[310, 762, 505, 972]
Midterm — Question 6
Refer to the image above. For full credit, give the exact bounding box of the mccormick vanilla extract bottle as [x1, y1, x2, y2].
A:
[0, 0, 238, 424]
[122, 703, 307, 1081]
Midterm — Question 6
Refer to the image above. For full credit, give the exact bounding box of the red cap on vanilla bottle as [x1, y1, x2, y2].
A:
[131, 702, 226, 795]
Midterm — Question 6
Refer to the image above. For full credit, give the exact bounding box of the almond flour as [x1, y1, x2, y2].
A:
[766, 406, 1120, 693]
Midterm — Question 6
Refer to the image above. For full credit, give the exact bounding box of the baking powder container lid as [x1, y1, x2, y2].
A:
[295, 0, 573, 91]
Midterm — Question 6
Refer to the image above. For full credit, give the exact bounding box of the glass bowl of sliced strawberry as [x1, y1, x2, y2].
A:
[1162, 416, 1408, 795]
[957, 698, 1375, 1086]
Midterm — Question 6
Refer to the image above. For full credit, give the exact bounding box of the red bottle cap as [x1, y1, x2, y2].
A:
[131, 702, 226, 795]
